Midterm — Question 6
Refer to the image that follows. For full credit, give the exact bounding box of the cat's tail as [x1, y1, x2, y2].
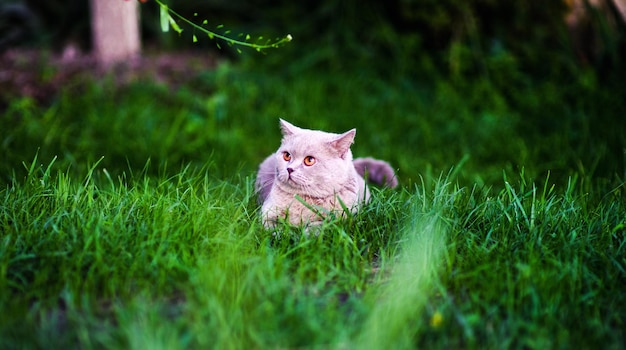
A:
[353, 157, 398, 188]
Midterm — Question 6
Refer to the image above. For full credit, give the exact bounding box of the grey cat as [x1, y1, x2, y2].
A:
[255, 119, 397, 228]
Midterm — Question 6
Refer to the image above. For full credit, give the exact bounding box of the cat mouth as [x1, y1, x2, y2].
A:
[283, 174, 302, 187]
[278, 172, 297, 185]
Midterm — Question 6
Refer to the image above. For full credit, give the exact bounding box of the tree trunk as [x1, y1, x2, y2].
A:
[90, 0, 141, 67]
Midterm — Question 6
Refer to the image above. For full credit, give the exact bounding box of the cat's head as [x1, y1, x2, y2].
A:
[274, 119, 356, 197]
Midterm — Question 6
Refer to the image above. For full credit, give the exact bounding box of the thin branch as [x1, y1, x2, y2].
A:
[153, 0, 292, 51]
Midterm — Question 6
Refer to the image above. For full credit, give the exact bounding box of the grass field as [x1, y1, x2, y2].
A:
[1, 53, 625, 348]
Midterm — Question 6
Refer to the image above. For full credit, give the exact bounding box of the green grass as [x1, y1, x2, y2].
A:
[1, 156, 624, 348]
[1, 58, 625, 348]
[4, 62, 624, 187]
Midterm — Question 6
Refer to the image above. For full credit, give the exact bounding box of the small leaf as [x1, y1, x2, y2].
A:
[193, 34, 198, 43]
[202, 19, 208, 25]
[169, 15, 182, 34]
[159, 4, 169, 32]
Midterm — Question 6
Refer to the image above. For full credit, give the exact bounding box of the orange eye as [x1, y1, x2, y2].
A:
[303, 156, 316, 166]
[283, 152, 292, 161]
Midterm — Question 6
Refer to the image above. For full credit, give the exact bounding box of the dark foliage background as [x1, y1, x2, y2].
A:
[1, 0, 625, 185]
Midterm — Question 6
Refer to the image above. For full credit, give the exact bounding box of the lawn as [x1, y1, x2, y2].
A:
[1, 50, 625, 348]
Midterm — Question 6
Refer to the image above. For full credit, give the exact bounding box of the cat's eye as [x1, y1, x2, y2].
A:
[303, 156, 316, 166]
[283, 152, 292, 161]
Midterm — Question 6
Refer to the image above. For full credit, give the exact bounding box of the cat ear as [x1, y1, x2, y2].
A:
[279, 119, 301, 137]
[328, 129, 356, 157]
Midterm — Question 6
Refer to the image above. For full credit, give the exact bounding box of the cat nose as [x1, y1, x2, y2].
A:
[287, 167, 294, 174]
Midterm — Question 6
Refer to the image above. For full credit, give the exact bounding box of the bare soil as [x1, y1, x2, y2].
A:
[0, 47, 219, 106]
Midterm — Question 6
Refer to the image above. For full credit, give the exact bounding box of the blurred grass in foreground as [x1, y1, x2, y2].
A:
[0, 154, 623, 348]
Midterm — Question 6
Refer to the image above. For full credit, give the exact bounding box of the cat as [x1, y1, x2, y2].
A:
[255, 119, 398, 229]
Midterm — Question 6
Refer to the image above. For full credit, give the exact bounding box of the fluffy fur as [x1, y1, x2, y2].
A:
[255, 119, 397, 228]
